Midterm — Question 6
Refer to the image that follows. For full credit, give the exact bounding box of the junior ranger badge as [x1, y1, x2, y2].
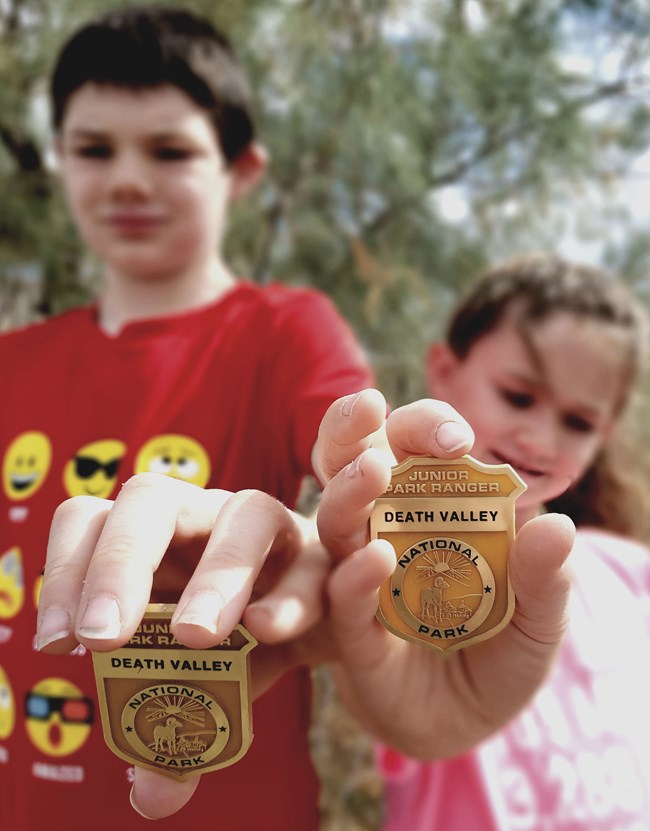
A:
[92, 604, 256, 778]
[371, 455, 525, 654]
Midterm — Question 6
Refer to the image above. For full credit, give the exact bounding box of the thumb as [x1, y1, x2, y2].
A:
[130, 767, 201, 819]
[462, 512, 576, 733]
[509, 512, 575, 645]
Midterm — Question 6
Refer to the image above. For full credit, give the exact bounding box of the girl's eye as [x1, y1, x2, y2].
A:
[500, 388, 534, 408]
[563, 414, 596, 434]
[75, 145, 112, 159]
[154, 147, 191, 161]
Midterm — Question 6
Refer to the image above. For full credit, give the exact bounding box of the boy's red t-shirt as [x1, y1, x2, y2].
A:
[0, 281, 373, 830]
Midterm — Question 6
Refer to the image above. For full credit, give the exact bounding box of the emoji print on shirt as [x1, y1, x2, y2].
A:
[0, 547, 24, 620]
[63, 439, 126, 498]
[33, 568, 44, 610]
[25, 677, 94, 757]
[0, 665, 15, 740]
[2, 431, 52, 501]
[134, 434, 211, 487]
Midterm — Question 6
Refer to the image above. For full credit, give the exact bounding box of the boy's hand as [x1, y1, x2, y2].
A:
[315, 389, 574, 759]
[38, 475, 331, 819]
[39, 475, 327, 657]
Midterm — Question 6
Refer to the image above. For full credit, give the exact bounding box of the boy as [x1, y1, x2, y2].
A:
[7, 6, 574, 827]
[1, 7, 377, 828]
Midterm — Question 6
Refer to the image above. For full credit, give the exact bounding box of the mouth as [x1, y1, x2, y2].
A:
[490, 451, 547, 479]
[105, 214, 164, 235]
[84, 486, 108, 496]
[48, 721, 62, 748]
[10, 473, 38, 491]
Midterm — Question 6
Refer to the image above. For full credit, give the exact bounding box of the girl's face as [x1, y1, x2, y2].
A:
[428, 309, 628, 511]
[57, 83, 232, 282]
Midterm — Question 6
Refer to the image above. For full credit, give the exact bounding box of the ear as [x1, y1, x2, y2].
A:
[51, 135, 64, 172]
[426, 342, 460, 397]
[600, 418, 617, 444]
[228, 142, 268, 202]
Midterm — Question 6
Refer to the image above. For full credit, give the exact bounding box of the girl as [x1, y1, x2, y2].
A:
[378, 253, 650, 830]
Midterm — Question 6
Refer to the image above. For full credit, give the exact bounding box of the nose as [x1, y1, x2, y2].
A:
[513, 410, 559, 465]
[107, 150, 151, 200]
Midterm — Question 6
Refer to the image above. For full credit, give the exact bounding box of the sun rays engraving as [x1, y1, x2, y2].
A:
[145, 695, 206, 726]
[415, 550, 472, 585]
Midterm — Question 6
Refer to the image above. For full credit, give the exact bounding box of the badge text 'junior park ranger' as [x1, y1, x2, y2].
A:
[92, 604, 257, 778]
[371, 456, 526, 654]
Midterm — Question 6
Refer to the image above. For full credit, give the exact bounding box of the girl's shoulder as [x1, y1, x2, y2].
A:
[572, 527, 650, 594]
[575, 527, 650, 559]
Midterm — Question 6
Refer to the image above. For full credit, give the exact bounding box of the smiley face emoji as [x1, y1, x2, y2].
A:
[0, 665, 15, 740]
[34, 568, 44, 610]
[25, 677, 94, 756]
[2, 431, 52, 501]
[63, 439, 126, 498]
[0, 547, 24, 620]
[134, 434, 211, 487]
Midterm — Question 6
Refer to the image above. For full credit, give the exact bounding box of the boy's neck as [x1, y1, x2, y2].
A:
[97, 258, 236, 336]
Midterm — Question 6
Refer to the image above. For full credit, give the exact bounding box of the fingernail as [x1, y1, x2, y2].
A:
[435, 421, 471, 453]
[37, 607, 72, 650]
[342, 390, 364, 417]
[77, 595, 122, 639]
[345, 455, 363, 479]
[130, 786, 154, 820]
[250, 597, 303, 632]
[172, 592, 221, 634]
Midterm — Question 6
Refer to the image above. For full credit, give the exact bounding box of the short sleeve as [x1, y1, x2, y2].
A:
[264, 286, 374, 477]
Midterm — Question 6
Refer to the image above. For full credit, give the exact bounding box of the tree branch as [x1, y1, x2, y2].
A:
[0, 123, 44, 174]
[364, 75, 649, 235]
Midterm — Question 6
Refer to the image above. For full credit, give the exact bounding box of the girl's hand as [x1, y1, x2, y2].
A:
[315, 389, 574, 758]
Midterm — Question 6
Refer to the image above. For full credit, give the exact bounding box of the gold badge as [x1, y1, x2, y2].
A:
[371, 456, 525, 654]
[92, 604, 256, 778]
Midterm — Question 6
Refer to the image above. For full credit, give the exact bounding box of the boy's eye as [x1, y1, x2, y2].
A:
[563, 414, 596, 434]
[154, 147, 191, 161]
[75, 144, 112, 159]
[499, 388, 534, 409]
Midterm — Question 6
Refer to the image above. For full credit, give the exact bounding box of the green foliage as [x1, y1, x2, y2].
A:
[3, 0, 650, 402]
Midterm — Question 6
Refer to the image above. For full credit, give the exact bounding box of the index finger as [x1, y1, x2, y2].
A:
[317, 447, 392, 561]
[38, 474, 231, 653]
[312, 388, 387, 484]
[386, 399, 474, 461]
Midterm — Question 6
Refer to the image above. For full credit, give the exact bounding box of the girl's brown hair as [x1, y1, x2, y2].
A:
[446, 253, 650, 539]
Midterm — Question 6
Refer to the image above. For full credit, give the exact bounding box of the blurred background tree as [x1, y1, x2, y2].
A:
[3, 0, 650, 407]
[3, 4, 650, 828]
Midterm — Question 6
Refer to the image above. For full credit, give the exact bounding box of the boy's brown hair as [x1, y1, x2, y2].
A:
[50, 5, 255, 164]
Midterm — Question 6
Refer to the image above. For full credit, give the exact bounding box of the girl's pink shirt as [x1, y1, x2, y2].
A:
[378, 528, 650, 831]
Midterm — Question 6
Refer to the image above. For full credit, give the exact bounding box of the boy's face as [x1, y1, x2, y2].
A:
[56, 83, 231, 281]
[428, 310, 627, 508]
